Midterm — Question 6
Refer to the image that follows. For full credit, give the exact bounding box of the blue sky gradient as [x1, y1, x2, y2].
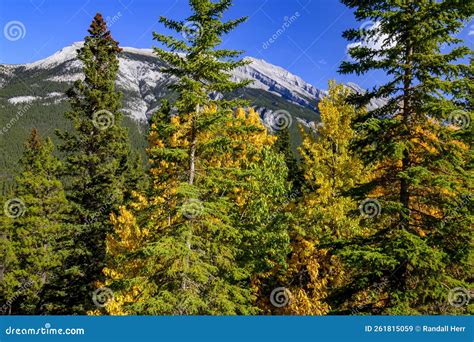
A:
[1, 0, 472, 90]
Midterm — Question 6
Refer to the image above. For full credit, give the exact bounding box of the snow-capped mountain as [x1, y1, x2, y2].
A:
[345, 82, 387, 111]
[0, 42, 382, 179]
[0, 42, 323, 123]
[234, 57, 326, 108]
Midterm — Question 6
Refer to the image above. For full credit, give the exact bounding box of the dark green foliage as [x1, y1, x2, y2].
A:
[53, 13, 145, 313]
[0, 129, 69, 314]
[338, 0, 473, 314]
[274, 127, 304, 192]
[104, 0, 292, 314]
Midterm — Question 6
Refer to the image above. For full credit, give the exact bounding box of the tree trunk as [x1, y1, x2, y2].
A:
[400, 40, 413, 229]
[188, 104, 199, 186]
[182, 104, 200, 292]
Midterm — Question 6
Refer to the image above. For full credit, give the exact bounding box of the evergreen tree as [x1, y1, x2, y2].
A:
[0, 129, 68, 314]
[339, 0, 473, 314]
[55, 13, 143, 313]
[99, 101, 290, 315]
[274, 127, 304, 193]
[136, 0, 257, 314]
[0, 194, 18, 315]
[225, 108, 291, 296]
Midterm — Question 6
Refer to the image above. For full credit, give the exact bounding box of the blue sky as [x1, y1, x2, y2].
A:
[0, 0, 473, 90]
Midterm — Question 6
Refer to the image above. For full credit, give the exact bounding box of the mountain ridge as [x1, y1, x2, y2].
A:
[0, 42, 328, 183]
[1, 41, 324, 122]
[0, 42, 386, 184]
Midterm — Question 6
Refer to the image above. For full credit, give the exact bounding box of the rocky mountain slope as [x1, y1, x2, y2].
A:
[0, 42, 380, 187]
[0, 42, 323, 122]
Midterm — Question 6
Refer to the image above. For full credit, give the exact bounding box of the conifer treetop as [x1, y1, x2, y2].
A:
[340, 0, 472, 117]
[73, 12, 123, 102]
[153, 0, 252, 112]
[86, 13, 121, 54]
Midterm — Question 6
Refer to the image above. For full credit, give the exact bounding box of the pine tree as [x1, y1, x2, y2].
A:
[55, 13, 143, 313]
[339, 0, 473, 314]
[0, 129, 69, 314]
[274, 127, 304, 193]
[0, 194, 18, 315]
[100, 101, 291, 314]
[131, 0, 257, 314]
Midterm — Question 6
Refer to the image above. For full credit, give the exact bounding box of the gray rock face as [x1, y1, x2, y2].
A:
[0, 42, 380, 126]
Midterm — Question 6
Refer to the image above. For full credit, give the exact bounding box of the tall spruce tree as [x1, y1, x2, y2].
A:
[97, 0, 291, 315]
[0, 129, 69, 314]
[149, 0, 254, 314]
[100, 104, 290, 315]
[56, 13, 143, 313]
[339, 0, 473, 314]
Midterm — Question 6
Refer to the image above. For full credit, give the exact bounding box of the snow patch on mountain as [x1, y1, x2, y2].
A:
[23, 42, 83, 70]
[345, 82, 387, 110]
[7, 92, 66, 105]
[1, 42, 384, 124]
[233, 57, 324, 108]
[46, 72, 81, 82]
[122, 98, 149, 121]
[7, 96, 40, 104]
[0, 65, 15, 87]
